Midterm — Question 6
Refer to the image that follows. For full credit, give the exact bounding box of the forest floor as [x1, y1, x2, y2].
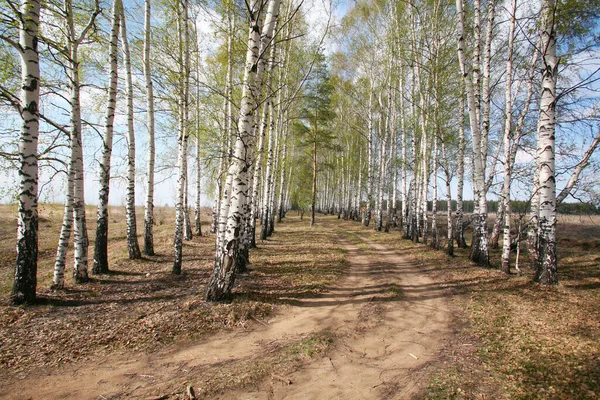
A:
[0, 205, 599, 399]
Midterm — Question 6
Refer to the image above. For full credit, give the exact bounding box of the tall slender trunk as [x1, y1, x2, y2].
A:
[356, 142, 363, 219]
[68, 0, 99, 283]
[431, 134, 438, 249]
[206, 0, 281, 301]
[12, 0, 41, 304]
[456, 0, 489, 266]
[400, 69, 407, 230]
[120, 5, 141, 259]
[418, 62, 429, 245]
[53, 165, 74, 289]
[311, 137, 317, 227]
[363, 86, 374, 227]
[480, 0, 495, 179]
[94, 0, 120, 272]
[250, 103, 268, 248]
[535, 0, 558, 284]
[500, 0, 517, 273]
[455, 83, 466, 248]
[172, 0, 190, 275]
[212, 10, 234, 234]
[195, 136, 202, 236]
[390, 86, 398, 228]
[277, 134, 288, 223]
[261, 96, 276, 239]
[184, 170, 193, 241]
[376, 109, 387, 232]
[442, 141, 453, 256]
[143, 0, 155, 255]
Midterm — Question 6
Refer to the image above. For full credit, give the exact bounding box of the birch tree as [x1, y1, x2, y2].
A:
[456, 0, 489, 266]
[119, 3, 142, 259]
[205, 0, 281, 301]
[534, 0, 558, 284]
[173, 0, 191, 275]
[93, 0, 120, 274]
[56, 0, 100, 284]
[143, 0, 156, 255]
[10, 0, 41, 304]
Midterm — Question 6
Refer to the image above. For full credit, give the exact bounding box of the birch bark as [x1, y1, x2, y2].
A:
[172, 0, 190, 274]
[206, 0, 281, 301]
[143, 0, 156, 255]
[363, 85, 374, 227]
[535, 0, 558, 284]
[442, 141, 453, 256]
[12, 0, 41, 304]
[94, 0, 120, 273]
[120, 5, 142, 259]
[250, 102, 269, 247]
[500, 0, 517, 274]
[53, 166, 73, 288]
[456, 0, 489, 266]
[70, 0, 99, 283]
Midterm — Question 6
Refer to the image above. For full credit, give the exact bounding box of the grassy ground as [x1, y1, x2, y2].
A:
[1, 205, 598, 398]
[0, 204, 344, 395]
[336, 213, 600, 399]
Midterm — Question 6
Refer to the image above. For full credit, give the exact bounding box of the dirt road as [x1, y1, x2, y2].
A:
[2, 223, 451, 399]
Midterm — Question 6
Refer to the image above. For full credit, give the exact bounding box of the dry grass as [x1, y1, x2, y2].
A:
[1, 204, 598, 398]
[0, 205, 345, 393]
[336, 214, 600, 399]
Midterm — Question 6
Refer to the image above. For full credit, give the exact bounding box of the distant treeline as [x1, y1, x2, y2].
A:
[425, 200, 600, 215]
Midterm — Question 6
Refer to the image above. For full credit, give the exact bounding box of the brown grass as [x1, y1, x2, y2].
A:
[1, 205, 598, 398]
[0, 205, 345, 393]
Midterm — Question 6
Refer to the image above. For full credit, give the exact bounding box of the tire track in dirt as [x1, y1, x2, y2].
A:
[0, 223, 451, 399]
[254, 226, 452, 399]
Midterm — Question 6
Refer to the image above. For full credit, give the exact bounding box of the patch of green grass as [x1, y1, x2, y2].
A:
[288, 329, 335, 358]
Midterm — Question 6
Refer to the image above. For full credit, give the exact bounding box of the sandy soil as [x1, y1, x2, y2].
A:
[1, 224, 451, 400]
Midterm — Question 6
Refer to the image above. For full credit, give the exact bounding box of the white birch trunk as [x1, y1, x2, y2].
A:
[480, 0, 495, 179]
[250, 103, 268, 248]
[355, 143, 363, 219]
[120, 5, 141, 259]
[53, 165, 73, 289]
[456, 0, 489, 266]
[184, 170, 193, 241]
[261, 96, 276, 238]
[68, 0, 99, 283]
[277, 134, 288, 223]
[376, 108, 388, 232]
[12, 0, 41, 304]
[400, 69, 408, 230]
[455, 84, 466, 248]
[535, 0, 558, 284]
[363, 87, 374, 227]
[172, 0, 190, 274]
[431, 134, 438, 249]
[206, 0, 281, 301]
[500, 0, 517, 274]
[143, 0, 156, 255]
[93, 0, 120, 273]
[212, 8, 235, 234]
[442, 141, 453, 256]
[195, 135, 202, 236]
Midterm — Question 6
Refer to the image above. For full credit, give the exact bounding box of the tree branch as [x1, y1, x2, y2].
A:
[556, 129, 600, 205]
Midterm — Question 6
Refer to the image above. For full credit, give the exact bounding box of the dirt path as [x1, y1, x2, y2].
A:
[259, 229, 452, 399]
[1, 224, 451, 399]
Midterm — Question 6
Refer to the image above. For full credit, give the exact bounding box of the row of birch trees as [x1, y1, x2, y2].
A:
[289, 0, 600, 290]
[2, 0, 329, 304]
[4, 0, 600, 304]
